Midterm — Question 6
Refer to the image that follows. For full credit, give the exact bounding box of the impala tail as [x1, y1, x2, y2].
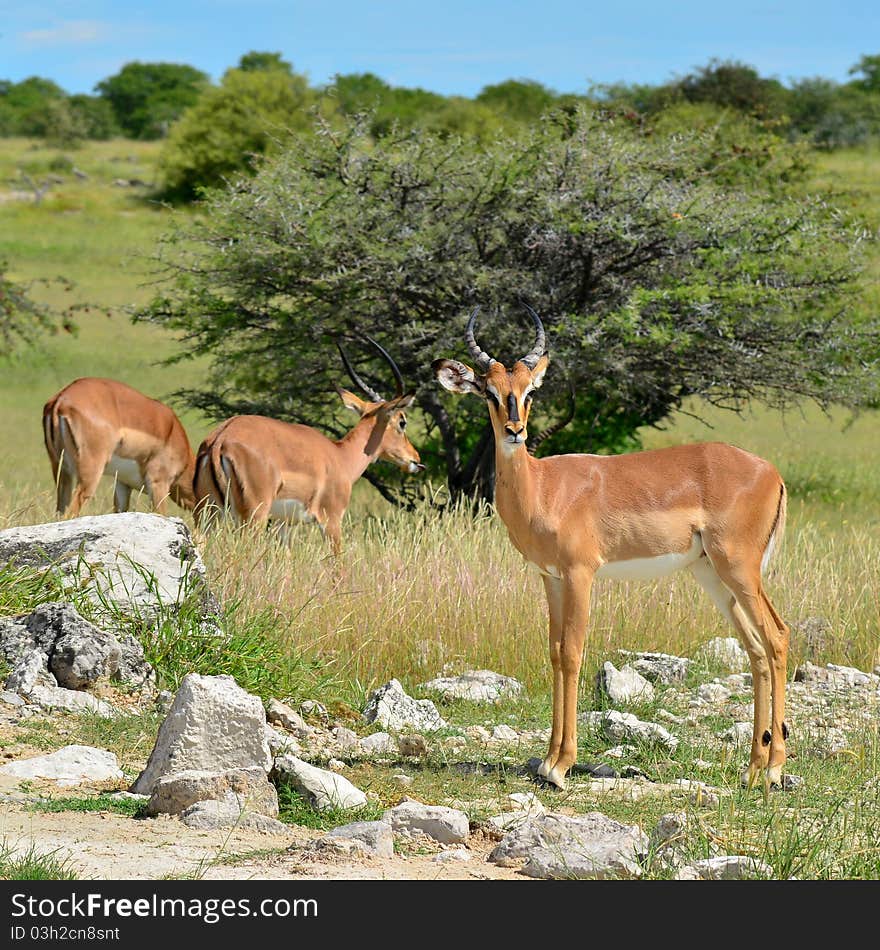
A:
[193, 434, 235, 529]
[762, 482, 787, 576]
[42, 397, 78, 514]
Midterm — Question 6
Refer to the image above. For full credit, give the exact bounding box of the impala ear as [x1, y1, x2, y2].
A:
[530, 354, 550, 389]
[383, 392, 416, 413]
[432, 359, 484, 396]
[335, 386, 370, 415]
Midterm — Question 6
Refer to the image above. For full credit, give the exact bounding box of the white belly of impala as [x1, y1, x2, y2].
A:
[104, 455, 144, 490]
[270, 498, 315, 523]
[596, 534, 704, 580]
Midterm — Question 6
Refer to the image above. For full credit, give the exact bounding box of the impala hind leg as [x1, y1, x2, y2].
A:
[538, 574, 564, 782]
[690, 556, 772, 786]
[113, 480, 132, 513]
[544, 568, 593, 790]
[53, 460, 74, 515]
[67, 459, 105, 517]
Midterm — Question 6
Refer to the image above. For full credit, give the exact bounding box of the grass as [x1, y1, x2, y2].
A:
[0, 138, 879, 879]
[28, 793, 148, 818]
[0, 839, 78, 880]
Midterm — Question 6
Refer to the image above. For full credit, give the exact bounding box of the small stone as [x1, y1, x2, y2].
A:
[441, 735, 467, 752]
[782, 774, 805, 791]
[674, 855, 773, 880]
[490, 724, 518, 742]
[265, 724, 301, 756]
[465, 725, 491, 743]
[300, 700, 329, 720]
[0, 745, 122, 787]
[0, 691, 25, 707]
[363, 680, 446, 733]
[398, 734, 429, 757]
[327, 758, 347, 771]
[432, 849, 472, 863]
[266, 699, 310, 736]
[392, 774, 414, 787]
[419, 670, 524, 704]
[697, 682, 732, 704]
[581, 710, 678, 751]
[617, 650, 691, 685]
[384, 800, 469, 844]
[325, 820, 393, 857]
[720, 722, 752, 744]
[359, 732, 397, 755]
[26, 685, 118, 718]
[603, 744, 637, 759]
[179, 799, 290, 833]
[598, 662, 655, 705]
[331, 726, 359, 750]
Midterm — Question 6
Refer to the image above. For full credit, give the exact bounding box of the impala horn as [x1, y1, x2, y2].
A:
[519, 302, 547, 370]
[464, 306, 496, 372]
[337, 335, 405, 402]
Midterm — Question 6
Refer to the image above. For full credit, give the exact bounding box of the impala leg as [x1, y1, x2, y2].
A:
[67, 461, 104, 518]
[757, 588, 790, 786]
[113, 481, 132, 513]
[546, 568, 593, 790]
[54, 463, 74, 516]
[538, 574, 564, 781]
[690, 557, 772, 785]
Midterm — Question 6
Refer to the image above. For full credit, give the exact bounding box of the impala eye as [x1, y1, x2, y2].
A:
[399, 417, 407, 431]
[486, 390, 500, 408]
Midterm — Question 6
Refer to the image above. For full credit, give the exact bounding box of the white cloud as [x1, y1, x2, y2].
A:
[19, 20, 110, 48]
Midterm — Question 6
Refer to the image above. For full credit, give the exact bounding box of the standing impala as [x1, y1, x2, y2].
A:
[433, 306, 789, 790]
[193, 338, 424, 553]
[43, 377, 196, 517]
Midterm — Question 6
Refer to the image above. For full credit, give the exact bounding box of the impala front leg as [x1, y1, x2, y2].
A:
[545, 567, 593, 790]
[538, 574, 564, 781]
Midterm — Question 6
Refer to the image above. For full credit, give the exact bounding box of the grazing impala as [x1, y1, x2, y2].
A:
[433, 305, 789, 790]
[43, 377, 196, 517]
[193, 338, 424, 553]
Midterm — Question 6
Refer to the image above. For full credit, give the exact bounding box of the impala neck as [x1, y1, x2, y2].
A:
[494, 439, 537, 523]
[334, 415, 386, 482]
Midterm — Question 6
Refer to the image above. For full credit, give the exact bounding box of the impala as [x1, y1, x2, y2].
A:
[193, 338, 424, 553]
[433, 305, 789, 790]
[43, 377, 197, 517]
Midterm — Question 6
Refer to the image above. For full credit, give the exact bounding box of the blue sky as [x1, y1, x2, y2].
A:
[2, 1, 878, 96]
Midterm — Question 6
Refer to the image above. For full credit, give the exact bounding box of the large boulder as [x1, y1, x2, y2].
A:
[419, 670, 524, 704]
[0, 513, 214, 617]
[363, 679, 446, 733]
[0, 745, 122, 788]
[489, 812, 648, 879]
[145, 767, 279, 817]
[383, 801, 469, 844]
[131, 674, 271, 795]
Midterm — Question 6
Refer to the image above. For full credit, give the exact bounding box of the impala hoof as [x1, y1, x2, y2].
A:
[766, 764, 784, 787]
[545, 766, 567, 790]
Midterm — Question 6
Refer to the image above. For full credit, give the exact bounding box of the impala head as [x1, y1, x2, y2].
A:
[337, 336, 425, 474]
[432, 304, 550, 451]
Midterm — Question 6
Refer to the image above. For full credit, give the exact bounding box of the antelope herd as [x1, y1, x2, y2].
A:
[40, 308, 790, 790]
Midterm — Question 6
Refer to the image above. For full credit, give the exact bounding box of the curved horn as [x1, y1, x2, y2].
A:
[528, 380, 575, 456]
[464, 306, 496, 372]
[337, 342, 385, 402]
[364, 335, 405, 399]
[520, 302, 547, 370]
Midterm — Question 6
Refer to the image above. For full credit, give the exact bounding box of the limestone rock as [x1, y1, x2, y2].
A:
[383, 800, 469, 844]
[598, 662, 655, 705]
[617, 650, 691, 685]
[359, 732, 397, 755]
[674, 855, 773, 880]
[132, 674, 271, 795]
[325, 820, 393, 857]
[363, 679, 446, 733]
[420, 670, 524, 703]
[581, 710, 679, 751]
[179, 800, 289, 833]
[0, 745, 122, 787]
[272, 755, 367, 812]
[694, 637, 749, 673]
[145, 767, 278, 817]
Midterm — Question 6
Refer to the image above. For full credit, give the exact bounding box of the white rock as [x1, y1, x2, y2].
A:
[145, 767, 278, 817]
[674, 855, 773, 880]
[694, 637, 749, 673]
[432, 849, 472, 863]
[131, 673, 271, 795]
[598, 662, 655, 705]
[0, 514, 213, 617]
[179, 799, 289, 833]
[325, 820, 393, 857]
[617, 650, 691, 684]
[487, 791, 546, 832]
[359, 732, 397, 755]
[265, 724, 301, 756]
[489, 812, 648, 879]
[420, 670, 524, 703]
[273, 755, 367, 811]
[0, 745, 122, 787]
[719, 721, 753, 744]
[363, 679, 446, 733]
[384, 800, 469, 844]
[697, 682, 732, 705]
[581, 710, 678, 750]
[26, 684, 118, 718]
[490, 724, 519, 742]
[266, 699, 310, 736]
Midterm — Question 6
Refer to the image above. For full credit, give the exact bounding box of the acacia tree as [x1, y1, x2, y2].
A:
[0, 264, 74, 353]
[140, 110, 876, 504]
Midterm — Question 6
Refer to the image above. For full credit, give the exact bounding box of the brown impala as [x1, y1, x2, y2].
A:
[193, 338, 424, 553]
[43, 377, 196, 517]
[433, 305, 789, 790]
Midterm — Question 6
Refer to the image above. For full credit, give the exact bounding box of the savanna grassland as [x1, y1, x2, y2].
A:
[1, 138, 879, 879]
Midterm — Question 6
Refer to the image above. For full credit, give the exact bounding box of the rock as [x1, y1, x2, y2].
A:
[299, 699, 328, 720]
[0, 690, 25, 707]
[598, 662, 655, 705]
[795, 662, 879, 690]
[432, 849, 472, 863]
[325, 820, 393, 857]
[0, 602, 153, 697]
[398, 734, 428, 757]
[145, 767, 278, 817]
[442, 735, 467, 752]
[131, 674, 271, 795]
[384, 801, 469, 844]
[0, 514, 214, 617]
[696, 682, 732, 705]
[581, 710, 679, 751]
[724, 673, 752, 692]
[392, 774, 414, 787]
[420, 670, 524, 703]
[674, 856, 773, 880]
[359, 732, 397, 755]
[465, 725, 491, 743]
[489, 724, 519, 742]
[363, 679, 446, 733]
[783, 774, 805, 791]
[265, 724, 301, 756]
[720, 722, 752, 744]
[487, 791, 546, 832]
[0, 745, 122, 787]
[26, 685, 118, 718]
[650, 812, 688, 849]
[273, 755, 367, 811]
[693, 637, 749, 673]
[617, 650, 690, 684]
[331, 726, 359, 751]
[179, 800, 289, 833]
[266, 699, 311, 737]
[327, 758, 347, 771]
[489, 812, 648, 879]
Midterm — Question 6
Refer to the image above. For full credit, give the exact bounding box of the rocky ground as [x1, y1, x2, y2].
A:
[1, 514, 879, 881]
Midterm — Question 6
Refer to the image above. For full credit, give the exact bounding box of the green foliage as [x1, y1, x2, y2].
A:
[237, 51, 293, 74]
[95, 61, 210, 139]
[678, 58, 790, 120]
[158, 66, 315, 200]
[68, 94, 121, 140]
[29, 794, 148, 818]
[0, 263, 76, 354]
[849, 54, 880, 94]
[0, 77, 66, 136]
[276, 785, 385, 830]
[140, 109, 876, 502]
[0, 840, 78, 880]
[475, 79, 559, 122]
